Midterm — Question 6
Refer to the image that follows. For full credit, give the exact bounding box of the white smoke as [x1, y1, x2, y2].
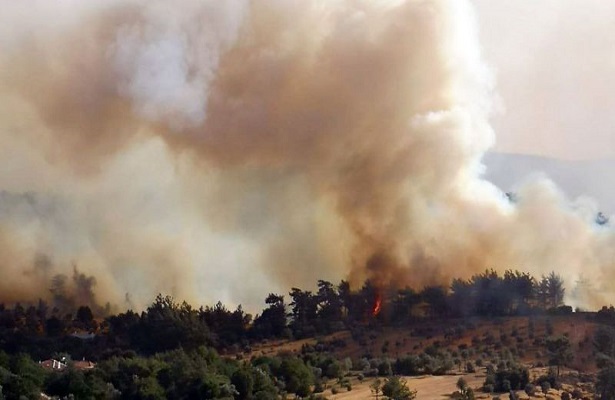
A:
[0, 0, 613, 312]
[112, 0, 248, 128]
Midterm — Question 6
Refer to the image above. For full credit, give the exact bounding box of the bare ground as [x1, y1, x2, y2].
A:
[323, 373, 486, 400]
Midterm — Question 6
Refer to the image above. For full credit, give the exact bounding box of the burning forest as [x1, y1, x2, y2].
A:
[0, 0, 614, 312]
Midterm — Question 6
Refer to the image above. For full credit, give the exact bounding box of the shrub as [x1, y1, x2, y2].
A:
[482, 384, 494, 393]
[540, 380, 551, 393]
[382, 376, 417, 400]
[465, 362, 475, 373]
[378, 360, 393, 376]
[535, 368, 558, 390]
[395, 356, 421, 376]
[325, 361, 343, 379]
[492, 363, 529, 392]
[357, 358, 370, 371]
[484, 334, 495, 345]
[546, 320, 554, 335]
[524, 383, 536, 396]
[343, 358, 352, 371]
[456, 377, 475, 400]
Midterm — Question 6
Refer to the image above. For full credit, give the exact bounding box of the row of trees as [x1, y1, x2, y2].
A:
[0, 295, 252, 361]
[0, 347, 307, 399]
[253, 270, 567, 339]
[0, 270, 568, 353]
[0, 341, 432, 399]
[450, 270, 565, 317]
[107, 295, 251, 355]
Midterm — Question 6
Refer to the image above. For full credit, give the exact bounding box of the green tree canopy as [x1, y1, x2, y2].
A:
[382, 376, 416, 400]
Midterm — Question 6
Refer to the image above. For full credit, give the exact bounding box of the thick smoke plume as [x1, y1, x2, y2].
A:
[0, 0, 613, 311]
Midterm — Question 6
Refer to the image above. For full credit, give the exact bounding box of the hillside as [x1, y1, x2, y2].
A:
[248, 315, 596, 371]
[244, 314, 599, 399]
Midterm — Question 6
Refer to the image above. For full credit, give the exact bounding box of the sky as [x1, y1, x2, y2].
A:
[473, 0, 615, 161]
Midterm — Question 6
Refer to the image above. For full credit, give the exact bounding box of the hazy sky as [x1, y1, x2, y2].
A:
[473, 0, 615, 160]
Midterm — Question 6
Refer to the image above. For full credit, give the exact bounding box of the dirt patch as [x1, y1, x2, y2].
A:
[323, 373, 485, 400]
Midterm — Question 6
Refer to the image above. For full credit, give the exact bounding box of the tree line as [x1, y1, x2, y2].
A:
[0, 269, 569, 357]
[254, 269, 567, 339]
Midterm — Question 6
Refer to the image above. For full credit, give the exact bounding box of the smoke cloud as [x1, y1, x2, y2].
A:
[473, 0, 615, 161]
[0, 0, 613, 311]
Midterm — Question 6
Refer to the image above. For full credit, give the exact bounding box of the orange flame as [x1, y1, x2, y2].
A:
[372, 293, 382, 316]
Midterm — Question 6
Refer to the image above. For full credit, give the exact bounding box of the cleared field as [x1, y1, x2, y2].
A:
[321, 372, 486, 400]
[320, 371, 584, 400]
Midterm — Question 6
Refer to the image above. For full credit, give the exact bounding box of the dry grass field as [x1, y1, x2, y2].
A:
[323, 373, 486, 400]
[313, 371, 590, 400]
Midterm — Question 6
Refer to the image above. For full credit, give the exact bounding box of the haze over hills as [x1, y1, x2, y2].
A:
[484, 152, 615, 215]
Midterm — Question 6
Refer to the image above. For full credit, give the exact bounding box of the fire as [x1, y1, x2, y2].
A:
[372, 293, 382, 316]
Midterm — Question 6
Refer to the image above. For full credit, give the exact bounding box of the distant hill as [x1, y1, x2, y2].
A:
[483, 152, 615, 214]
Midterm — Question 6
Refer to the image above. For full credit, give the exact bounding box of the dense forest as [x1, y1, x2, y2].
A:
[0, 269, 612, 399]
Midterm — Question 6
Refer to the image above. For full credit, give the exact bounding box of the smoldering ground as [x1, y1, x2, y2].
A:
[0, 0, 613, 311]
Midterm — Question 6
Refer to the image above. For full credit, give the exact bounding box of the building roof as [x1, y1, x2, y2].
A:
[40, 359, 67, 371]
[39, 358, 96, 371]
[73, 360, 96, 370]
